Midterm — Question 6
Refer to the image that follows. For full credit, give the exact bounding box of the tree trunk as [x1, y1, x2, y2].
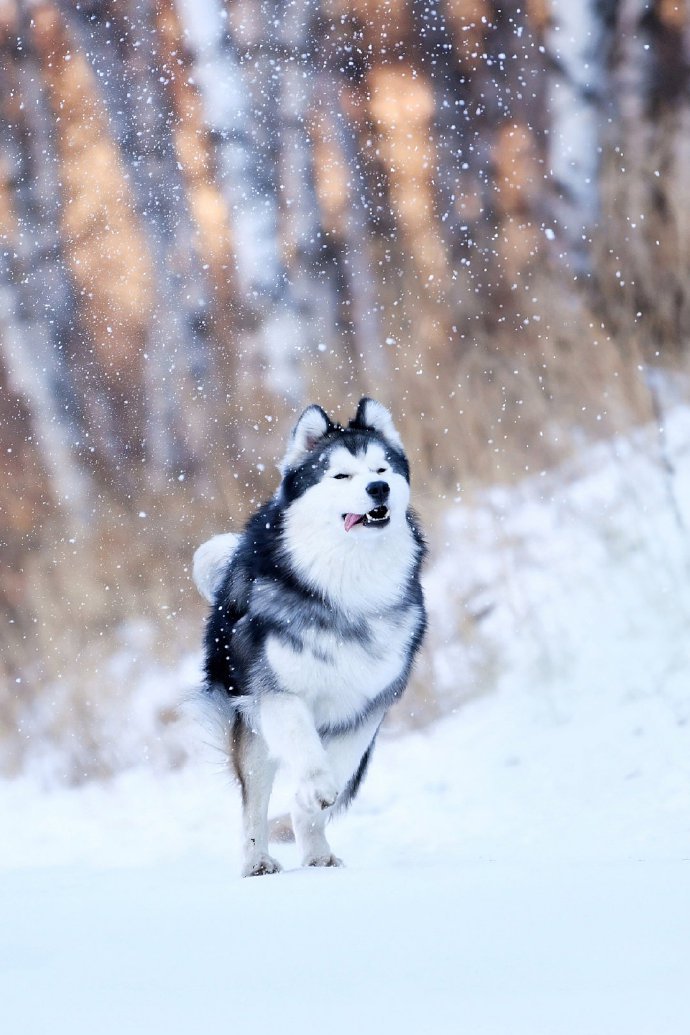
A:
[176, 0, 305, 400]
[0, 10, 90, 516]
[63, 0, 213, 480]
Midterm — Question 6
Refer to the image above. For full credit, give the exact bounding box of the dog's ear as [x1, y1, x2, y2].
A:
[281, 404, 333, 472]
[350, 397, 404, 451]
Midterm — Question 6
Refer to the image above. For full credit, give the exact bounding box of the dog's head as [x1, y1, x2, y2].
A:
[279, 398, 411, 538]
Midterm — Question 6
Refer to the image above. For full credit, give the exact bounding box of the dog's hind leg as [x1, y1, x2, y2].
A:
[231, 717, 281, 877]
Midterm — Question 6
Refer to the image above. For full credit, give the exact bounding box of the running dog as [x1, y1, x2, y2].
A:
[193, 398, 426, 875]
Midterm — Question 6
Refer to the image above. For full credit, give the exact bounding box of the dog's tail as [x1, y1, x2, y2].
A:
[192, 532, 241, 602]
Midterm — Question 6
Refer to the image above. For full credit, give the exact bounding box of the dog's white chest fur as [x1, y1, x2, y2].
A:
[265, 605, 421, 728]
[270, 495, 421, 727]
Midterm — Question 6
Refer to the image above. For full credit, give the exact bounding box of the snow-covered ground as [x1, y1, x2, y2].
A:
[3, 404, 690, 1033]
[2, 699, 689, 1035]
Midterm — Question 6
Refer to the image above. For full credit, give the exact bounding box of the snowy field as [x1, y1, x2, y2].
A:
[2, 701, 689, 1035]
[3, 404, 690, 1034]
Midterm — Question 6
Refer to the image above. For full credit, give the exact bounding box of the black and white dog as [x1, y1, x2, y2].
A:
[193, 398, 426, 876]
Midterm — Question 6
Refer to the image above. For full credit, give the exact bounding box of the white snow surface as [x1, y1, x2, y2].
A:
[3, 404, 690, 1033]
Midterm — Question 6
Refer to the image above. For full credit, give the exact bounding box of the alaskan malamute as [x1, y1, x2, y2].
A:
[193, 398, 426, 876]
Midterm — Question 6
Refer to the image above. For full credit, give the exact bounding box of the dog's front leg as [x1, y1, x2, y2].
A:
[291, 805, 342, 868]
[259, 693, 339, 812]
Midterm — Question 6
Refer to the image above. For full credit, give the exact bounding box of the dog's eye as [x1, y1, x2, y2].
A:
[333, 473, 351, 480]
[376, 467, 387, 474]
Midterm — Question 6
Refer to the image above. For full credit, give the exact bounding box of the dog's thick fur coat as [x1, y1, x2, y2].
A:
[195, 398, 426, 875]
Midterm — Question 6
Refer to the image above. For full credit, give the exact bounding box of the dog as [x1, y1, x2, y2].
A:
[193, 398, 426, 876]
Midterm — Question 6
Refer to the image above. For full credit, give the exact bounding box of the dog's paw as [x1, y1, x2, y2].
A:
[304, 852, 344, 869]
[242, 852, 282, 878]
[295, 768, 339, 813]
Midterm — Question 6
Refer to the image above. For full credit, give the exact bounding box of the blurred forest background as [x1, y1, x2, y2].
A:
[1, 0, 689, 780]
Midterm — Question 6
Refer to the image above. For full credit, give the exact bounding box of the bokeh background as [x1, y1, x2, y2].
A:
[2, 0, 690, 781]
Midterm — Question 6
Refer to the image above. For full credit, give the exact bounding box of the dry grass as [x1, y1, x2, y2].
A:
[1, 314, 668, 781]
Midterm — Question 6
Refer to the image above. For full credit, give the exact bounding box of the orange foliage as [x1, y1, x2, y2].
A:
[658, 0, 685, 29]
[156, 0, 237, 308]
[31, 2, 152, 378]
[0, 0, 18, 41]
[444, 0, 491, 66]
[348, 0, 413, 52]
[311, 109, 351, 238]
[368, 68, 449, 290]
[526, 0, 551, 32]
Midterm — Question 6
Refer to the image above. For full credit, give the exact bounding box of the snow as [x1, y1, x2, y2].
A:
[425, 404, 690, 738]
[2, 718, 690, 1035]
[3, 856, 688, 1035]
[3, 681, 689, 1033]
[3, 403, 690, 1033]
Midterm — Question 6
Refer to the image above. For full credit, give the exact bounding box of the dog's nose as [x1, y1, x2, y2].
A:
[366, 480, 390, 503]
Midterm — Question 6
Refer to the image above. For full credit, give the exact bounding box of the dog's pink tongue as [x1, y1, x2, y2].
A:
[344, 513, 364, 532]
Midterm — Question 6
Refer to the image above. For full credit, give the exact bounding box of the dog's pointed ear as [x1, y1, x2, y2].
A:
[281, 404, 333, 472]
[351, 397, 404, 451]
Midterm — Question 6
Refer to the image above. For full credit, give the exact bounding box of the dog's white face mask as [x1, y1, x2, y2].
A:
[279, 400, 417, 610]
[319, 442, 410, 536]
[282, 441, 411, 550]
[279, 399, 411, 542]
